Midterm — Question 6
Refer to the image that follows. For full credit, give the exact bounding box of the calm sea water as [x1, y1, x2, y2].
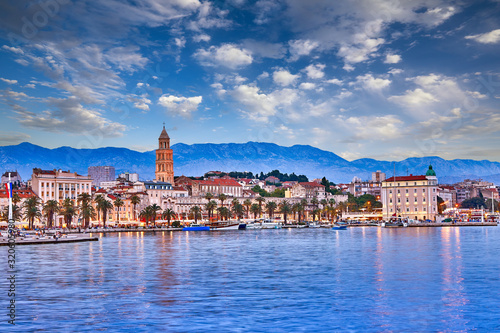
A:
[2, 227, 500, 332]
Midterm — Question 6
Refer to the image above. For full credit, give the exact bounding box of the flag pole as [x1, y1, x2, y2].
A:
[8, 172, 13, 222]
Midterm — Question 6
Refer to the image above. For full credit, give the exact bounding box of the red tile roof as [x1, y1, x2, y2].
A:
[196, 179, 242, 187]
[299, 182, 325, 187]
[0, 188, 37, 199]
[384, 175, 427, 182]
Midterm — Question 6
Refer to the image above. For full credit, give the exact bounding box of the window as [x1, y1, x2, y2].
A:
[414, 189, 417, 193]
[406, 189, 408, 193]
[406, 198, 409, 202]
[397, 189, 400, 194]
[398, 198, 401, 203]
[406, 208, 410, 212]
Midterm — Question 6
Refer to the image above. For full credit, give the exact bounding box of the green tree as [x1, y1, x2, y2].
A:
[150, 203, 162, 226]
[265, 201, 277, 219]
[60, 198, 77, 229]
[43, 200, 59, 228]
[217, 206, 230, 220]
[99, 199, 114, 228]
[279, 200, 292, 224]
[232, 203, 244, 220]
[190, 206, 202, 223]
[77, 193, 93, 228]
[256, 196, 266, 217]
[460, 197, 486, 209]
[218, 193, 228, 208]
[243, 199, 252, 218]
[140, 206, 153, 226]
[250, 203, 261, 219]
[114, 198, 124, 223]
[23, 196, 42, 229]
[162, 208, 176, 226]
[130, 195, 141, 221]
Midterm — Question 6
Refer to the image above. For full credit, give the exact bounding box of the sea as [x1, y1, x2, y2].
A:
[2, 227, 500, 332]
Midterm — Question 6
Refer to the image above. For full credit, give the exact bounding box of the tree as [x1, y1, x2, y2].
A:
[60, 198, 77, 229]
[232, 203, 244, 220]
[99, 200, 114, 228]
[94, 195, 105, 222]
[23, 196, 42, 229]
[265, 201, 277, 219]
[43, 200, 59, 228]
[279, 200, 292, 224]
[231, 198, 240, 208]
[312, 208, 321, 222]
[437, 196, 446, 214]
[12, 193, 21, 206]
[243, 199, 252, 218]
[190, 206, 202, 223]
[77, 193, 93, 228]
[130, 195, 141, 221]
[150, 203, 162, 226]
[293, 202, 304, 223]
[300, 198, 308, 221]
[1, 204, 21, 222]
[320, 199, 328, 220]
[460, 197, 486, 209]
[218, 193, 227, 208]
[114, 198, 124, 223]
[217, 206, 230, 220]
[256, 196, 266, 217]
[204, 192, 214, 201]
[205, 200, 217, 220]
[162, 208, 176, 226]
[250, 203, 260, 219]
[140, 206, 153, 226]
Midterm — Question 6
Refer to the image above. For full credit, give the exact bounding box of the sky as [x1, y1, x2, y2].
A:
[0, 0, 499, 162]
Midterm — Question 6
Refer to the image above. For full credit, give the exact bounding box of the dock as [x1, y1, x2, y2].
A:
[0, 234, 99, 246]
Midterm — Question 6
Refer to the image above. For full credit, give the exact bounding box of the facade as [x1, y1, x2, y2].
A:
[88, 166, 115, 187]
[1, 171, 22, 186]
[290, 182, 326, 199]
[191, 179, 243, 197]
[118, 172, 139, 182]
[347, 180, 381, 198]
[372, 171, 386, 182]
[0, 188, 37, 213]
[155, 126, 174, 184]
[31, 168, 92, 203]
[381, 165, 439, 221]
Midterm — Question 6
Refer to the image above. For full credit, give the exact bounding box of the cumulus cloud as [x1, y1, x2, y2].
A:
[288, 39, 319, 61]
[272, 69, 299, 86]
[299, 82, 316, 90]
[241, 40, 286, 59]
[338, 36, 384, 64]
[194, 44, 253, 69]
[304, 64, 325, 79]
[325, 78, 343, 85]
[354, 74, 391, 91]
[0, 78, 18, 84]
[384, 54, 402, 64]
[2, 45, 24, 54]
[193, 34, 211, 42]
[230, 85, 298, 122]
[158, 94, 202, 117]
[465, 29, 500, 44]
[389, 88, 438, 106]
[339, 115, 404, 141]
[128, 95, 152, 111]
[16, 97, 126, 137]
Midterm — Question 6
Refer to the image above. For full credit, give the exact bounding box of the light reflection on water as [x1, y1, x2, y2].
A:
[2, 227, 500, 332]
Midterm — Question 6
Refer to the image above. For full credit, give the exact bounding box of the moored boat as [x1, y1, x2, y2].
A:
[182, 224, 210, 231]
[207, 220, 246, 230]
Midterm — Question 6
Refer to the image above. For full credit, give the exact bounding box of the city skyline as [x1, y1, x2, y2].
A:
[1, 0, 500, 162]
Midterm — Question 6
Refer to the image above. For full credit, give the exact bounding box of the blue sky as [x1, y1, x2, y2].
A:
[0, 0, 499, 162]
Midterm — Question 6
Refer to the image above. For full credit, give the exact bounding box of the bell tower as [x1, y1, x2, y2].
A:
[155, 124, 174, 184]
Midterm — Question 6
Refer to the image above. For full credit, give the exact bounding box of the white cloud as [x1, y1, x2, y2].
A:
[241, 40, 286, 59]
[465, 29, 500, 44]
[174, 37, 186, 48]
[0, 132, 31, 145]
[384, 54, 402, 64]
[354, 74, 391, 91]
[466, 91, 487, 99]
[288, 39, 319, 61]
[272, 69, 299, 86]
[24, 83, 36, 88]
[343, 64, 355, 72]
[230, 85, 298, 122]
[129, 95, 152, 111]
[194, 44, 253, 69]
[193, 34, 211, 42]
[325, 78, 343, 85]
[0, 78, 18, 84]
[339, 115, 403, 141]
[304, 64, 325, 79]
[188, 1, 232, 31]
[2, 45, 24, 54]
[158, 94, 202, 117]
[389, 88, 438, 106]
[104, 46, 149, 72]
[299, 82, 316, 90]
[16, 97, 126, 137]
[338, 35, 384, 64]
[388, 68, 403, 75]
[1, 89, 29, 100]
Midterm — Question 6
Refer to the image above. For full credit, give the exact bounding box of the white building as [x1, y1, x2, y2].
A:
[381, 165, 438, 221]
[31, 168, 92, 203]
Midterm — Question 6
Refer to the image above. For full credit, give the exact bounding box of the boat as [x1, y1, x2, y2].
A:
[246, 221, 263, 229]
[207, 220, 246, 230]
[261, 219, 282, 229]
[307, 221, 321, 228]
[332, 222, 347, 230]
[381, 217, 409, 228]
[182, 224, 210, 231]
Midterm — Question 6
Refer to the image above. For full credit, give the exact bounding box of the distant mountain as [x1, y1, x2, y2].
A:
[1, 142, 500, 184]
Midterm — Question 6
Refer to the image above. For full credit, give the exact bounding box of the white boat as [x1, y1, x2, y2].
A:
[261, 219, 282, 229]
[246, 222, 263, 229]
[381, 217, 409, 228]
[307, 221, 321, 228]
[207, 220, 246, 230]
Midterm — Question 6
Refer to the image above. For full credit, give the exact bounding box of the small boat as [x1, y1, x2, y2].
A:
[332, 225, 347, 230]
[246, 222, 263, 229]
[381, 217, 408, 228]
[182, 224, 210, 231]
[207, 220, 246, 230]
[307, 221, 321, 228]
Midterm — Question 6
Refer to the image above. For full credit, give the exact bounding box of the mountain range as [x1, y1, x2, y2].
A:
[1, 142, 500, 184]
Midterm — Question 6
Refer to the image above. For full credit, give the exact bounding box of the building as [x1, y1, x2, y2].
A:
[88, 166, 115, 187]
[118, 172, 139, 182]
[381, 165, 439, 221]
[0, 188, 37, 213]
[155, 125, 174, 184]
[191, 178, 243, 197]
[347, 180, 381, 198]
[372, 170, 386, 182]
[31, 168, 92, 203]
[290, 182, 326, 199]
[1, 171, 22, 186]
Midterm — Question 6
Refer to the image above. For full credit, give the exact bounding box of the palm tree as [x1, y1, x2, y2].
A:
[231, 198, 240, 208]
[130, 195, 141, 221]
[114, 198, 124, 223]
[204, 192, 214, 202]
[162, 208, 176, 226]
[265, 201, 277, 219]
[205, 200, 217, 220]
[231, 203, 244, 220]
[293, 202, 304, 223]
[279, 200, 292, 224]
[243, 199, 252, 218]
[218, 193, 227, 208]
[312, 208, 321, 222]
[140, 206, 153, 226]
[320, 199, 328, 220]
[250, 203, 260, 219]
[23, 196, 42, 229]
[77, 193, 93, 228]
[256, 196, 265, 217]
[43, 200, 59, 228]
[60, 198, 77, 229]
[300, 198, 308, 221]
[217, 206, 230, 220]
[100, 200, 114, 228]
[12, 193, 21, 206]
[150, 203, 162, 227]
[190, 206, 202, 223]
[94, 194, 105, 222]
[1, 204, 21, 222]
